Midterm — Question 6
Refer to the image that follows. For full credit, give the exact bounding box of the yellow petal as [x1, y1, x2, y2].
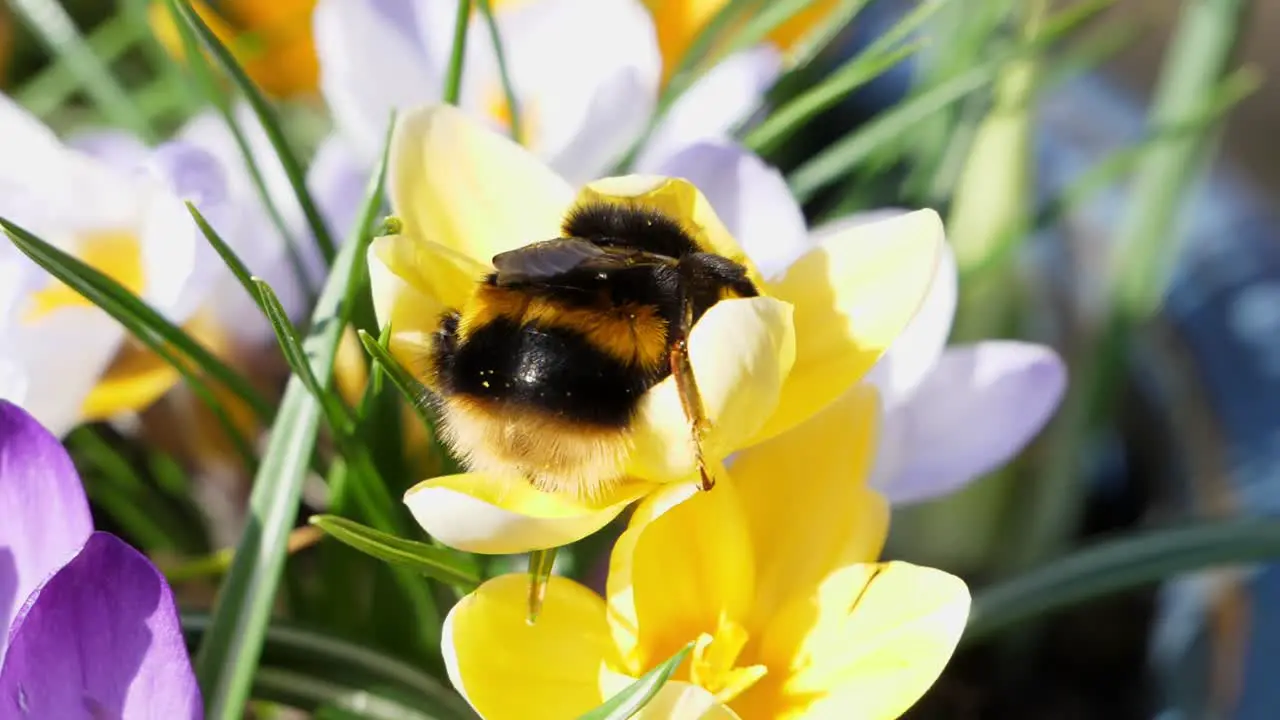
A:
[606, 478, 754, 674]
[601, 670, 743, 720]
[404, 473, 653, 554]
[628, 297, 794, 482]
[444, 573, 618, 720]
[367, 233, 489, 379]
[768, 562, 970, 720]
[80, 346, 179, 421]
[576, 176, 766, 289]
[730, 384, 886, 634]
[388, 104, 574, 263]
[751, 209, 943, 444]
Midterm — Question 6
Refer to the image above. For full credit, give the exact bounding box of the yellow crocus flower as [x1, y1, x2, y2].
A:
[370, 104, 943, 554]
[443, 386, 970, 718]
[150, 0, 319, 98]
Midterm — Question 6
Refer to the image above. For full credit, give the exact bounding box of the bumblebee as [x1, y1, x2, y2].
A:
[424, 201, 760, 499]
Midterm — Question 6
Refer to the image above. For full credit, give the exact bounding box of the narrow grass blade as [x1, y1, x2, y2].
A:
[745, 31, 929, 153]
[187, 201, 263, 312]
[8, 0, 155, 139]
[444, 0, 474, 105]
[160, 0, 315, 297]
[0, 218, 274, 424]
[1007, 0, 1250, 573]
[193, 116, 396, 718]
[475, 0, 519, 140]
[12, 12, 143, 117]
[310, 515, 482, 590]
[254, 278, 329, 402]
[576, 643, 694, 720]
[182, 613, 475, 719]
[966, 517, 1280, 643]
[357, 329, 433, 430]
[778, 0, 872, 75]
[164, 0, 338, 264]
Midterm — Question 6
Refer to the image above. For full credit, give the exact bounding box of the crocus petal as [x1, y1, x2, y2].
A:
[5, 306, 122, 435]
[483, 0, 660, 185]
[652, 140, 806, 280]
[628, 296, 794, 481]
[65, 130, 150, 169]
[367, 234, 491, 372]
[637, 48, 781, 173]
[752, 209, 944, 444]
[576, 175, 765, 287]
[872, 341, 1067, 505]
[863, 237, 957, 409]
[307, 133, 370, 242]
[729, 385, 886, 633]
[0, 532, 202, 719]
[0, 401, 93, 658]
[404, 473, 653, 554]
[80, 343, 183, 422]
[607, 479, 753, 672]
[444, 573, 618, 719]
[313, 0, 439, 161]
[770, 562, 969, 720]
[389, 104, 574, 262]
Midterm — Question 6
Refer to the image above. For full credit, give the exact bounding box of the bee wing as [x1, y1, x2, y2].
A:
[491, 239, 613, 283]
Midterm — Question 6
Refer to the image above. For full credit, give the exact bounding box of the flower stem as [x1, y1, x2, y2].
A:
[444, 0, 473, 105]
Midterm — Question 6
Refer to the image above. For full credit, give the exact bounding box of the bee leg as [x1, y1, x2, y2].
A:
[669, 335, 715, 491]
[668, 270, 715, 491]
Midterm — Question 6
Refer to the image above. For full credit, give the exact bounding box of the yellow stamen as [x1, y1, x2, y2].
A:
[688, 617, 768, 704]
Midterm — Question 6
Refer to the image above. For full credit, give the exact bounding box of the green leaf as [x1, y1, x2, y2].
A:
[357, 329, 432, 430]
[444, 0, 474, 105]
[965, 517, 1280, 643]
[188, 201, 264, 314]
[161, 0, 315, 298]
[310, 515, 482, 590]
[191, 114, 396, 720]
[182, 613, 475, 719]
[164, 0, 339, 265]
[526, 547, 558, 623]
[475, 0, 520, 141]
[576, 643, 695, 720]
[745, 0, 944, 154]
[254, 278, 331, 402]
[8, 0, 155, 139]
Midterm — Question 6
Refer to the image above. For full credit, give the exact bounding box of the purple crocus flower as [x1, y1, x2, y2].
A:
[0, 400, 202, 718]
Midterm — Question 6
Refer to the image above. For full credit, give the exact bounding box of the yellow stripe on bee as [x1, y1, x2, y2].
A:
[458, 284, 669, 371]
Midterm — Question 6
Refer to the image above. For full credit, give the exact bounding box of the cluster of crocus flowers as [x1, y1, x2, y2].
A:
[0, 400, 200, 716]
[444, 388, 970, 719]
[370, 104, 943, 554]
[312, 0, 779, 186]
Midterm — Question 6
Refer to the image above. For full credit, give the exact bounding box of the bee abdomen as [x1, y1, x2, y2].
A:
[435, 316, 658, 428]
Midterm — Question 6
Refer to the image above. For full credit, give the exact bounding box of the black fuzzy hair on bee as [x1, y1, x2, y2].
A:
[561, 201, 700, 260]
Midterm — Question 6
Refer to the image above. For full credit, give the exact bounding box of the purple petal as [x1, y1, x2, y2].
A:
[0, 401, 92, 659]
[0, 532, 202, 719]
[147, 141, 230, 210]
[872, 342, 1068, 505]
[654, 140, 807, 279]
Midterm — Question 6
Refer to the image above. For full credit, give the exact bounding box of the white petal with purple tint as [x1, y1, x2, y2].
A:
[871, 341, 1067, 505]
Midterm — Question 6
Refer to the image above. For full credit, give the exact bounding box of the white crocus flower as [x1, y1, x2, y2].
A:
[0, 95, 213, 436]
[659, 139, 1068, 505]
[313, 0, 778, 185]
